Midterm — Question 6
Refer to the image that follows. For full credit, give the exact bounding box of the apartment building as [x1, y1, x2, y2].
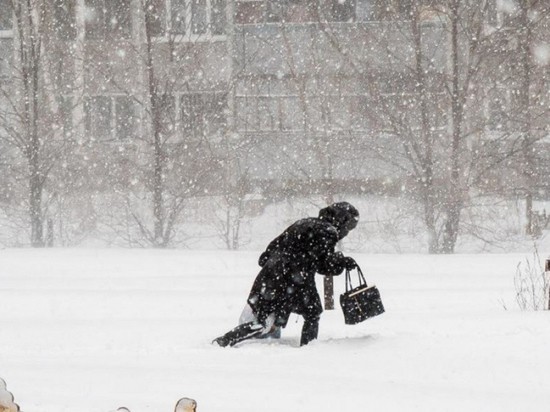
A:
[0, 0, 548, 196]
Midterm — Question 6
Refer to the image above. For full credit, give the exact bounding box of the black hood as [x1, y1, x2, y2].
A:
[318, 202, 359, 239]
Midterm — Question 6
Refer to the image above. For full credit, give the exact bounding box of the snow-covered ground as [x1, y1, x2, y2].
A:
[1, 248, 549, 412]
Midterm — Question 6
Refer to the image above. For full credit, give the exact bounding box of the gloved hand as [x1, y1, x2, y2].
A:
[343, 256, 357, 271]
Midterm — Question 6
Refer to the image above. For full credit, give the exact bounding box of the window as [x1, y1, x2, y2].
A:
[85, 95, 138, 141]
[85, 0, 132, 39]
[257, 97, 276, 131]
[171, 0, 187, 34]
[396, 0, 412, 20]
[59, 95, 74, 138]
[211, 0, 226, 35]
[426, 93, 448, 130]
[266, 0, 320, 23]
[305, 96, 323, 130]
[0, 0, 12, 31]
[324, 95, 351, 130]
[0, 38, 12, 79]
[115, 96, 137, 140]
[487, 88, 508, 131]
[181, 94, 201, 135]
[235, 94, 306, 132]
[235, 1, 265, 24]
[508, 88, 523, 132]
[266, 0, 286, 22]
[149, 0, 226, 37]
[280, 96, 304, 130]
[205, 92, 227, 134]
[356, 0, 375, 21]
[265, 0, 358, 23]
[53, 0, 77, 40]
[486, 0, 497, 26]
[85, 96, 112, 140]
[158, 94, 177, 137]
[82, 93, 228, 141]
[357, 0, 409, 21]
[235, 95, 276, 131]
[235, 96, 252, 131]
[350, 95, 370, 130]
[326, 0, 355, 22]
[180, 92, 226, 138]
[191, 0, 207, 34]
[236, 77, 373, 133]
[148, 0, 168, 37]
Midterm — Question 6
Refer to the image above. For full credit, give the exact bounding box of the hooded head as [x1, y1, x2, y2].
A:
[318, 202, 359, 239]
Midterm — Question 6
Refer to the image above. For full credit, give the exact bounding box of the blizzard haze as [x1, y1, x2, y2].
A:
[1, 1, 550, 411]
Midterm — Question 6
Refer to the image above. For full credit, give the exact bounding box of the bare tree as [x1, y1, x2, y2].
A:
[137, 0, 227, 247]
[79, 0, 228, 247]
[513, 0, 550, 235]
[0, 0, 75, 247]
[363, 0, 544, 253]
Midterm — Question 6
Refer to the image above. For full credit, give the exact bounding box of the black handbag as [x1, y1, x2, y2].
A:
[340, 266, 385, 325]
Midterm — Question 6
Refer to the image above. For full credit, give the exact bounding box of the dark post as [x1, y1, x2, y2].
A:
[323, 192, 335, 310]
[46, 218, 54, 247]
[545, 259, 550, 311]
[324, 276, 334, 310]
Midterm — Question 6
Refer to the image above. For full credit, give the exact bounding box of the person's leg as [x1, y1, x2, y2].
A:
[212, 321, 264, 347]
[300, 314, 320, 346]
[259, 326, 281, 339]
[256, 313, 282, 339]
[299, 288, 323, 346]
[247, 265, 286, 340]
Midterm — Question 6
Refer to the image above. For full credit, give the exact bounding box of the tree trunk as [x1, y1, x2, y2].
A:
[17, 0, 44, 247]
[28, 71, 44, 247]
[411, 1, 439, 253]
[31, 23, 43, 247]
[518, 0, 535, 236]
[144, 1, 165, 247]
[29, 164, 44, 247]
[441, 0, 463, 254]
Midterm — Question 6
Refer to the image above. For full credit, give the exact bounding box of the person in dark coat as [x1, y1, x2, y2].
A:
[213, 202, 359, 347]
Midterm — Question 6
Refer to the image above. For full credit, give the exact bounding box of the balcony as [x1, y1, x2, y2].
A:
[234, 20, 449, 76]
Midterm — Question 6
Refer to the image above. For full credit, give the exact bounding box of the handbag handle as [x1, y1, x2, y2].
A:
[344, 266, 367, 292]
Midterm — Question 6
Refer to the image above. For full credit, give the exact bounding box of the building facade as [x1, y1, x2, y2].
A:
[0, 0, 549, 196]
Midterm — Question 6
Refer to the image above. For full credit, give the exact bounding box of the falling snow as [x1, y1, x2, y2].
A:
[0, 1, 549, 410]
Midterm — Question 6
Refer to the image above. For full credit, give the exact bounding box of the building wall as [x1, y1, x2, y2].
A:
[0, 0, 549, 195]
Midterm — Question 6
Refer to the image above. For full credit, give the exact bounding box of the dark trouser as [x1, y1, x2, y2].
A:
[294, 283, 323, 346]
[215, 266, 324, 347]
[300, 314, 320, 346]
[213, 321, 264, 347]
[215, 314, 319, 347]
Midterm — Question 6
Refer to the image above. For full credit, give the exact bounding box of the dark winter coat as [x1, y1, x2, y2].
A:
[247, 202, 359, 327]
